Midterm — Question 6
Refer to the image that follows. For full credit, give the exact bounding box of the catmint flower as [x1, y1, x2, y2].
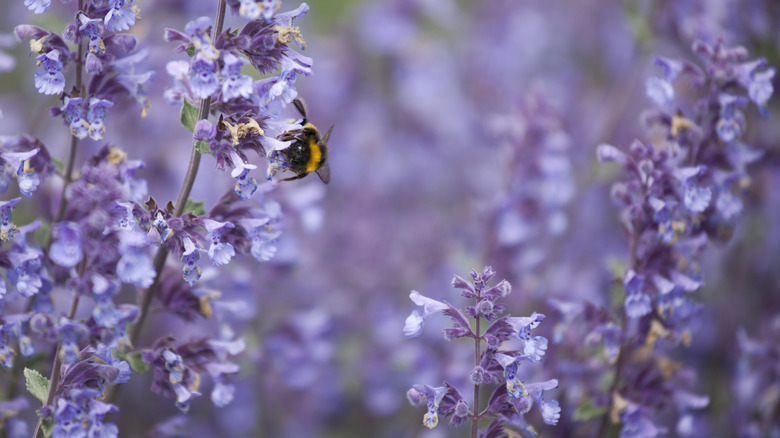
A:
[1, 148, 40, 197]
[645, 76, 674, 108]
[221, 53, 254, 102]
[34, 49, 65, 95]
[0, 198, 20, 242]
[24, 0, 51, 14]
[540, 398, 561, 425]
[181, 237, 202, 285]
[116, 230, 155, 288]
[104, 0, 137, 32]
[184, 17, 218, 60]
[229, 151, 258, 200]
[624, 270, 651, 319]
[407, 385, 447, 429]
[153, 212, 174, 243]
[50, 222, 84, 268]
[57, 318, 87, 364]
[194, 119, 216, 142]
[716, 94, 747, 143]
[735, 58, 776, 114]
[258, 68, 298, 115]
[87, 98, 115, 140]
[190, 55, 220, 99]
[403, 290, 449, 338]
[8, 249, 43, 298]
[203, 219, 236, 266]
[60, 97, 89, 139]
[114, 201, 138, 230]
[78, 13, 106, 55]
[239, 201, 283, 262]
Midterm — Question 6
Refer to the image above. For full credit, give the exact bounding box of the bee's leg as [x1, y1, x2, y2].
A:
[280, 173, 307, 182]
[277, 129, 304, 141]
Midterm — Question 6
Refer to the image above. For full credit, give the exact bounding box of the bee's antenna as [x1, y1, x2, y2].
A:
[292, 98, 308, 123]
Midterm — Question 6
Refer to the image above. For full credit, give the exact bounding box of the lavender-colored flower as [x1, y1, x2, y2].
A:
[116, 230, 155, 288]
[78, 13, 105, 55]
[34, 49, 65, 95]
[60, 97, 89, 139]
[0, 197, 20, 242]
[24, 0, 51, 14]
[87, 98, 115, 141]
[50, 222, 84, 268]
[221, 54, 254, 102]
[190, 55, 220, 99]
[181, 237, 202, 285]
[203, 219, 236, 266]
[403, 290, 449, 338]
[194, 119, 217, 142]
[1, 148, 40, 197]
[104, 0, 137, 32]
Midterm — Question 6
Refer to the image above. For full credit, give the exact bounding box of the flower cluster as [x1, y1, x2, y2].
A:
[1, 0, 316, 436]
[731, 316, 780, 437]
[588, 39, 775, 435]
[405, 267, 560, 435]
[163, 3, 312, 195]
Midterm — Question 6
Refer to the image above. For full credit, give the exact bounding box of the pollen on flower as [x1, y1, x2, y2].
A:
[107, 147, 128, 164]
[423, 411, 438, 429]
[222, 119, 264, 146]
[671, 114, 695, 137]
[273, 25, 306, 49]
[30, 36, 47, 54]
[198, 290, 222, 318]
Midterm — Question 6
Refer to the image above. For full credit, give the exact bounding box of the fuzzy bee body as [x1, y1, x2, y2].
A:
[275, 99, 332, 184]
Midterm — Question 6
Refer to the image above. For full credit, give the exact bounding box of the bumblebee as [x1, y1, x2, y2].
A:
[275, 98, 333, 184]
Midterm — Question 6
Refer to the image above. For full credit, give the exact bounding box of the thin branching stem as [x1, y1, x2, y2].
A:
[593, 219, 640, 438]
[107, 0, 227, 409]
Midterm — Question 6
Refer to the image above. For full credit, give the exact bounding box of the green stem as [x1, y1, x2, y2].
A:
[471, 310, 482, 438]
[593, 220, 640, 438]
[32, 292, 81, 438]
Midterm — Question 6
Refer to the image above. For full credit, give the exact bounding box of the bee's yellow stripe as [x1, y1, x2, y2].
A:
[305, 137, 322, 172]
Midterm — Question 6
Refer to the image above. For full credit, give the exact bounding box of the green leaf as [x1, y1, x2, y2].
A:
[180, 99, 199, 132]
[34, 221, 52, 247]
[573, 399, 608, 422]
[116, 351, 149, 374]
[186, 46, 196, 58]
[51, 157, 65, 175]
[183, 199, 205, 216]
[40, 417, 54, 437]
[195, 140, 212, 156]
[24, 367, 50, 404]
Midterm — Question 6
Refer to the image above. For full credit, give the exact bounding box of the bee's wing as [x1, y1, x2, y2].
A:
[315, 161, 330, 184]
[321, 125, 334, 144]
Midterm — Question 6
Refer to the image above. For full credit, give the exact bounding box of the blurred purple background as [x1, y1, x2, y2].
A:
[1, 0, 779, 436]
